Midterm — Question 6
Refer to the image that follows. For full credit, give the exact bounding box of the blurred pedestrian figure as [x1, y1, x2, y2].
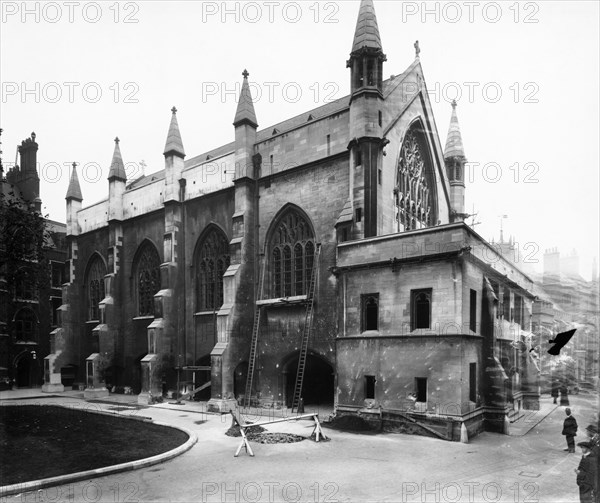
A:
[574, 441, 597, 503]
[585, 425, 600, 503]
[551, 379, 560, 404]
[560, 383, 570, 406]
[586, 424, 600, 456]
[563, 408, 578, 453]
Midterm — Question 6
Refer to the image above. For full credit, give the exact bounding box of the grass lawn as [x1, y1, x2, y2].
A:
[0, 405, 189, 486]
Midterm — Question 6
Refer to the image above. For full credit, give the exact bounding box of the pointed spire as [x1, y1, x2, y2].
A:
[108, 137, 127, 181]
[66, 162, 83, 201]
[233, 69, 258, 128]
[444, 100, 466, 159]
[163, 106, 186, 158]
[351, 0, 383, 53]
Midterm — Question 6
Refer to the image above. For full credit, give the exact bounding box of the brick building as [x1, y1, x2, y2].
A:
[48, 0, 539, 439]
[0, 133, 67, 389]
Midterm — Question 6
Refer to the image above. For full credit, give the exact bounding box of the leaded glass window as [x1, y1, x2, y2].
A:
[196, 228, 230, 311]
[136, 244, 161, 317]
[395, 128, 434, 232]
[86, 255, 106, 321]
[270, 210, 315, 298]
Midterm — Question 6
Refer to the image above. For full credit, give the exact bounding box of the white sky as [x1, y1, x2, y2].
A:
[1, 1, 599, 279]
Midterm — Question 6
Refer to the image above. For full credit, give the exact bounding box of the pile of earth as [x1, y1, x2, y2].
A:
[326, 415, 373, 432]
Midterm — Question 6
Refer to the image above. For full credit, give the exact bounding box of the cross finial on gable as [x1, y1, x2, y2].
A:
[414, 40, 420, 58]
[451, 99, 457, 109]
[72, 162, 78, 169]
[114, 137, 120, 144]
[242, 69, 249, 79]
[171, 106, 177, 114]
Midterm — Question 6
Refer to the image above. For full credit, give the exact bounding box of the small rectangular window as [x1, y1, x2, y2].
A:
[503, 287, 511, 320]
[361, 293, 379, 332]
[378, 110, 382, 127]
[326, 135, 331, 156]
[355, 148, 362, 167]
[469, 363, 477, 402]
[52, 297, 62, 326]
[415, 377, 427, 403]
[411, 288, 432, 330]
[270, 154, 274, 172]
[355, 208, 362, 222]
[365, 375, 376, 399]
[378, 169, 382, 185]
[51, 263, 63, 288]
[470, 289, 477, 332]
[340, 226, 349, 243]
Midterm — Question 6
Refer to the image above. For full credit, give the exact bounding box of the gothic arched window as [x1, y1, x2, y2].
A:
[135, 243, 161, 317]
[395, 126, 435, 232]
[269, 210, 315, 298]
[196, 228, 230, 311]
[86, 255, 106, 321]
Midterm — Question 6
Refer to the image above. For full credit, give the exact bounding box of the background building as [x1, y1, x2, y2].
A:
[0, 132, 67, 390]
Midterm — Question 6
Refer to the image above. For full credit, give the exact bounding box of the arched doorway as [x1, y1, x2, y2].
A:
[15, 352, 33, 388]
[283, 352, 334, 408]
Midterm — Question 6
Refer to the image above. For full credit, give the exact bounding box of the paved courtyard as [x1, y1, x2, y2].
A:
[1, 389, 597, 503]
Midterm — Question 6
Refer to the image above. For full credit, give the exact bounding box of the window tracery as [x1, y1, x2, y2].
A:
[270, 210, 315, 298]
[395, 128, 434, 232]
[196, 229, 230, 311]
[136, 244, 161, 317]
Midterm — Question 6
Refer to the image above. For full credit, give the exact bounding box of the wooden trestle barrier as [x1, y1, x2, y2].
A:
[229, 410, 326, 457]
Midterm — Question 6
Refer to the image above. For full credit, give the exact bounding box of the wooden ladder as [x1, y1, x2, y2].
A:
[243, 254, 267, 407]
[291, 243, 321, 412]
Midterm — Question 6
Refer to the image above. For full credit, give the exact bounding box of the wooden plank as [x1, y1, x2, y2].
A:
[239, 413, 319, 428]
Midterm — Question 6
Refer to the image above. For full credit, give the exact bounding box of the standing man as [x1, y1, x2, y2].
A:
[563, 408, 578, 453]
[574, 441, 598, 503]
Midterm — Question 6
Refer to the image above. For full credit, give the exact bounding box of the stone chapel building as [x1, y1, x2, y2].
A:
[47, 0, 539, 440]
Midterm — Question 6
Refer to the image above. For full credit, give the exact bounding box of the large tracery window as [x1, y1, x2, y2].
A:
[196, 228, 230, 311]
[395, 127, 435, 232]
[86, 255, 106, 321]
[270, 210, 315, 298]
[135, 243, 161, 317]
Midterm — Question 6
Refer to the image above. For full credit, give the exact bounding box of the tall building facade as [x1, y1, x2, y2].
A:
[0, 133, 67, 390]
[48, 0, 539, 439]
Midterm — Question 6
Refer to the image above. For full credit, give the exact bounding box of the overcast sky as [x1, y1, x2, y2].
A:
[2, 0, 598, 279]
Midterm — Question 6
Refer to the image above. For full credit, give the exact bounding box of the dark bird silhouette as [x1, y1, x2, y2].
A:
[547, 329, 576, 355]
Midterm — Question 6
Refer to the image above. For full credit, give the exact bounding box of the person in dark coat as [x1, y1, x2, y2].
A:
[560, 384, 570, 406]
[551, 379, 560, 404]
[563, 408, 578, 453]
[574, 441, 598, 503]
[585, 425, 600, 503]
